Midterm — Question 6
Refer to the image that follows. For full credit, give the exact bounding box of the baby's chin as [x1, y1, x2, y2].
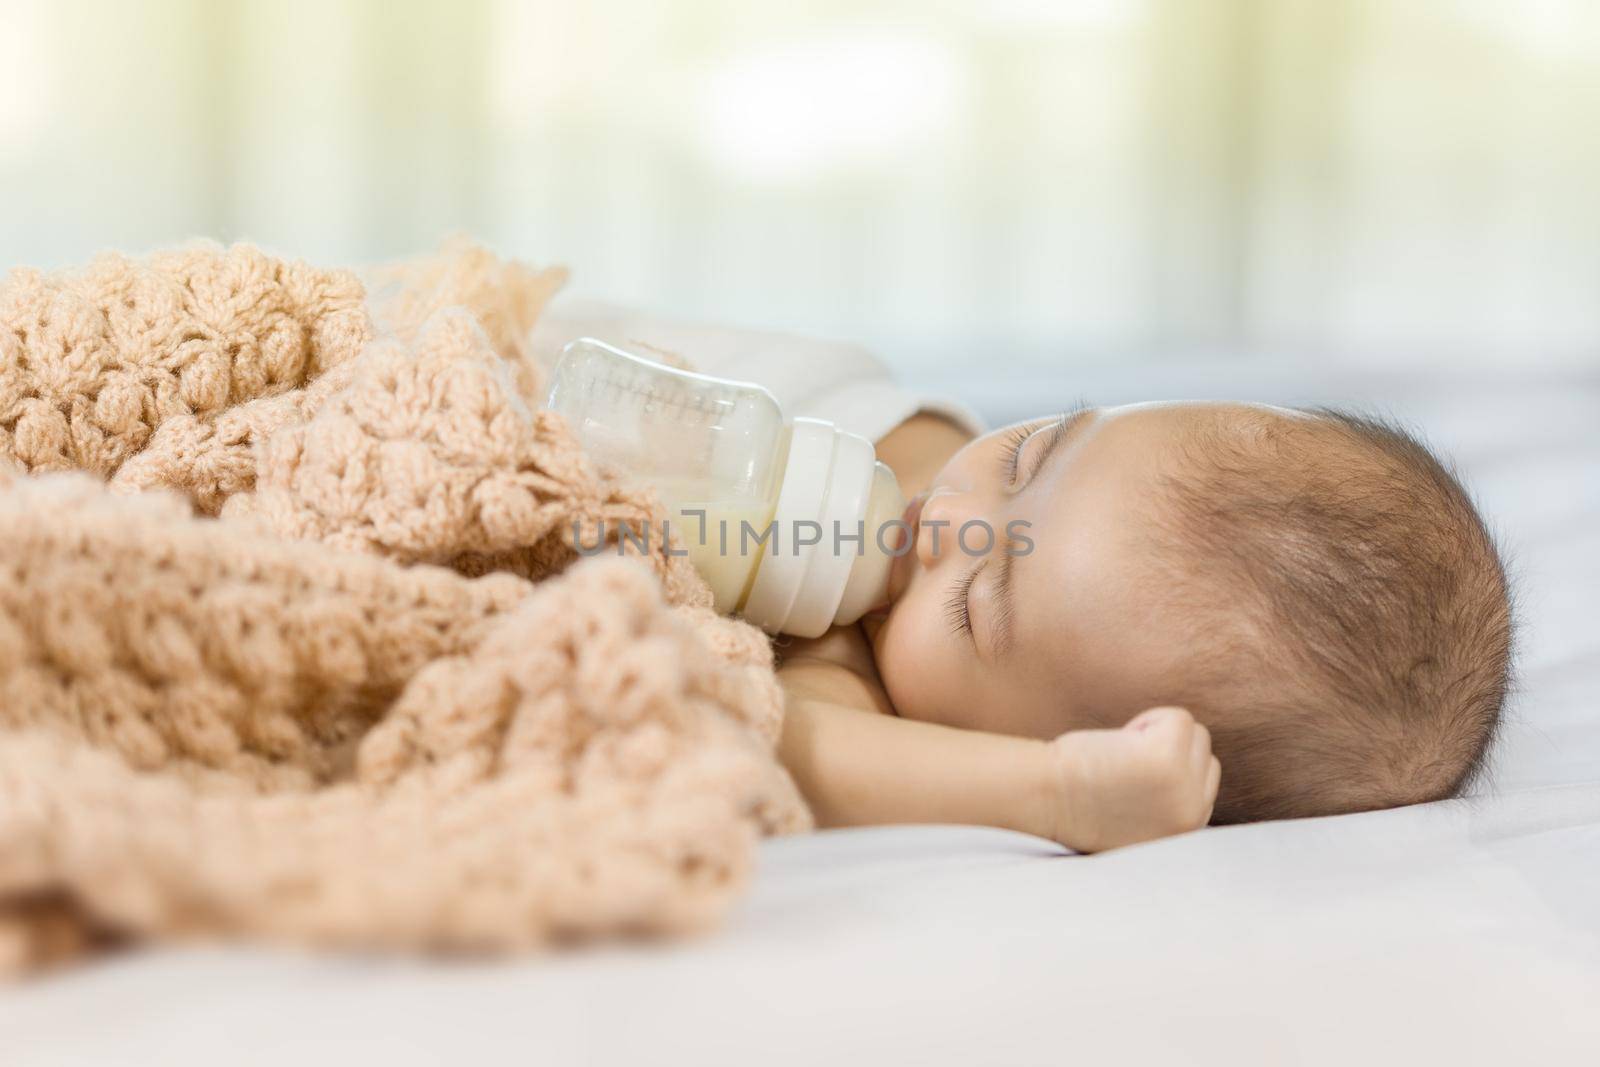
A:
[858, 612, 899, 706]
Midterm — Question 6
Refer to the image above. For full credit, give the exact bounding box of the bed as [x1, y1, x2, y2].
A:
[3, 354, 1597, 1066]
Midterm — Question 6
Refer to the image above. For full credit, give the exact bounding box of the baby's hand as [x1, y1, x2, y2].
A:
[1043, 706, 1221, 852]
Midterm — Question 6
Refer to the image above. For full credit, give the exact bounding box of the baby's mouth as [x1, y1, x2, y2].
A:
[882, 491, 926, 607]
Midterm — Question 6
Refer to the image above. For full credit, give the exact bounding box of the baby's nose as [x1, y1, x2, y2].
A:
[916, 489, 985, 568]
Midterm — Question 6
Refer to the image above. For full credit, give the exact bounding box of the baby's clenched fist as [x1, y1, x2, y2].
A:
[1039, 706, 1221, 853]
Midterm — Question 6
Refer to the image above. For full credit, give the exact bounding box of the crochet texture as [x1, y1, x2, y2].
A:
[0, 240, 810, 973]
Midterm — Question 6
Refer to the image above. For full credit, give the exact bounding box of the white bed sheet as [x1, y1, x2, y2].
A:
[3, 357, 1598, 1066]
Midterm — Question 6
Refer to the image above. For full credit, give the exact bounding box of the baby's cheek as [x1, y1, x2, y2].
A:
[873, 612, 951, 725]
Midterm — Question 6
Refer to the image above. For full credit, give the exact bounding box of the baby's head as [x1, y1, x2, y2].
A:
[868, 402, 1512, 822]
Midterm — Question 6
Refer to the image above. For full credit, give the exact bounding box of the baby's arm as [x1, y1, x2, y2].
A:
[777, 633, 1220, 852]
[779, 686, 1056, 839]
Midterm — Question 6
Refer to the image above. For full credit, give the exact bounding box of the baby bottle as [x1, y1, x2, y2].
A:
[546, 338, 906, 638]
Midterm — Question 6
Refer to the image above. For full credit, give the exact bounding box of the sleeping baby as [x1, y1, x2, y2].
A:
[532, 308, 1514, 853]
[777, 403, 1513, 852]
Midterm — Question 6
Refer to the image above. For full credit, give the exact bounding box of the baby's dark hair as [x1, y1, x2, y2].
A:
[1152, 407, 1513, 824]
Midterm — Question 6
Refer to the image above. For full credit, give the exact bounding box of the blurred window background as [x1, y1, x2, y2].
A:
[2, 0, 1598, 376]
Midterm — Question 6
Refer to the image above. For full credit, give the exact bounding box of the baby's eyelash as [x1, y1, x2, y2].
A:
[999, 412, 1075, 485]
[997, 424, 1034, 483]
[943, 568, 978, 638]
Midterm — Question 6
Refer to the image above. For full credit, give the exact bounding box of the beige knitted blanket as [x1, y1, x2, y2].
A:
[0, 239, 809, 974]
